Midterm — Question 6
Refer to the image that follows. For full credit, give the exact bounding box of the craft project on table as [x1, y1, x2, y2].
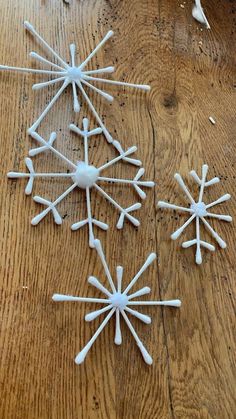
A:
[8, 118, 154, 248]
[0, 21, 150, 163]
[53, 239, 181, 365]
[158, 164, 232, 264]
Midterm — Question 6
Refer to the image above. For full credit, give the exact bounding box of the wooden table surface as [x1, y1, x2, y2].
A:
[0, 1, 235, 418]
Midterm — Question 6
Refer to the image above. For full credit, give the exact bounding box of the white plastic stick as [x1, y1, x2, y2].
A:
[128, 286, 151, 300]
[0, 64, 64, 75]
[192, 0, 210, 29]
[76, 80, 113, 142]
[206, 194, 231, 209]
[32, 76, 66, 90]
[79, 30, 114, 70]
[98, 146, 137, 171]
[116, 266, 123, 293]
[206, 213, 232, 222]
[158, 201, 192, 213]
[198, 164, 208, 203]
[24, 21, 69, 68]
[31, 183, 77, 225]
[94, 184, 140, 227]
[29, 79, 69, 132]
[85, 304, 113, 322]
[174, 173, 195, 204]
[30, 131, 77, 169]
[201, 217, 226, 248]
[81, 79, 114, 102]
[52, 294, 109, 303]
[83, 66, 115, 75]
[8, 171, 73, 179]
[30, 51, 65, 70]
[121, 310, 153, 365]
[86, 187, 95, 248]
[88, 276, 112, 297]
[97, 176, 154, 187]
[124, 253, 156, 294]
[128, 300, 181, 307]
[125, 306, 151, 324]
[75, 308, 115, 364]
[195, 216, 202, 264]
[171, 214, 196, 240]
[83, 75, 150, 91]
[94, 239, 116, 293]
[114, 309, 122, 345]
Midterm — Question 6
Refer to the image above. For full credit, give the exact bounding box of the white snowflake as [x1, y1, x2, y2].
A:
[158, 164, 232, 264]
[0, 21, 150, 162]
[52, 239, 181, 365]
[8, 118, 154, 247]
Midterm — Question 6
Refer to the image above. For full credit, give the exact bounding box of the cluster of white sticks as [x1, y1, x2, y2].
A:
[8, 118, 154, 247]
[53, 239, 181, 364]
[158, 164, 232, 264]
[0, 21, 150, 162]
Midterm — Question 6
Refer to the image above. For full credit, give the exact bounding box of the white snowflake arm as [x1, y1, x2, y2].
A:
[192, 0, 210, 29]
[32, 183, 78, 225]
[24, 21, 69, 68]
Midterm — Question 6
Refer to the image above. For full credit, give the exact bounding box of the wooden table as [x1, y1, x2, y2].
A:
[0, 1, 235, 418]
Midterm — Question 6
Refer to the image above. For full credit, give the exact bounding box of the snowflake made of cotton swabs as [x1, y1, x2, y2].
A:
[53, 239, 181, 364]
[8, 118, 154, 247]
[158, 164, 232, 264]
[0, 21, 150, 162]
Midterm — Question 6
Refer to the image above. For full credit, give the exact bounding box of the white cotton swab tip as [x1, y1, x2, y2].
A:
[52, 294, 78, 302]
[24, 21, 34, 32]
[139, 345, 153, 365]
[75, 349, 87, 365]
[146, 253, 157, 266]
[170, 299, 181, 307]
[106, 30, 114, 39]
[138, 84, 151, 91]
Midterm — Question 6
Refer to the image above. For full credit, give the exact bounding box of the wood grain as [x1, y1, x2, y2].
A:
[0, 0, 235, 418]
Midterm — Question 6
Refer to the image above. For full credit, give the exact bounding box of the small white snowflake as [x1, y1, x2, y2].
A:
[158, 164, 232, 264]
[0, 21, 150, 161]
[52, 239, 181, 364]
[8, 118, 154, 247]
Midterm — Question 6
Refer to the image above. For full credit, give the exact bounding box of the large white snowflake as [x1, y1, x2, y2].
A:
[52, 239, 181, 365]
[158, 164, 232, 264]
[0, 21, 150, 161]
[8, 118, 154, 247]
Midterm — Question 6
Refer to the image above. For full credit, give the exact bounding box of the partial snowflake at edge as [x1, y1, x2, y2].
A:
[158, 164, 232, 264]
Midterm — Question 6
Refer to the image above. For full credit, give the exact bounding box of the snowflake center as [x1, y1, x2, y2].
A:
[110, 292, 128, 310]
[72, 162, 99, 189]
[67, 66, 83, 81]
[191, 202, 207, 217]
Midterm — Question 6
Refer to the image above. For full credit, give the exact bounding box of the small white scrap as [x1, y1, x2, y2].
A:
[209, 116, 216, 125]
[52, 239, 181, 365]
[192, 0, 210, 29]
[8, 118, 154, 248]
[158, 164, 232, 264]
[0, 21, 150, 162]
